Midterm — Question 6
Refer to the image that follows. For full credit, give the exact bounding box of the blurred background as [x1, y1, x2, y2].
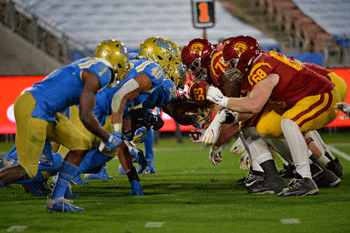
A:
[0, 0, 350, 145]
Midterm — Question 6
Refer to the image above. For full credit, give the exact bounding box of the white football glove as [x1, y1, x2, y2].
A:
[202, 109, 238, 146]
[209, 146, 223, 166]
[206, 86, 229, 108]
[202, 110, 226, 146]
[335, 102, 350, 119]
[189, 129, 205, 143]
[238, 151, 250, 171]
[230, 137, 245, 154]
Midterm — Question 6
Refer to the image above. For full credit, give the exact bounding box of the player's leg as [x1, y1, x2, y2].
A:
[46, 112, 91, 213]
[278, 118, 319, 196]
[145, 128, 157, 174]
[307, 130, 343, 178]
[242, 128, 288, 194]
[0, 92, 47, 187]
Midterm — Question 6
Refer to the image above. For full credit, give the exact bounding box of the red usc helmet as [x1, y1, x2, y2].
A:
[181, 38, 214, 81]
[222, 35, 261, 81]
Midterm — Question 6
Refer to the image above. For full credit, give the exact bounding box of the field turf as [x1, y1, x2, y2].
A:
[0, 132, 350, 233]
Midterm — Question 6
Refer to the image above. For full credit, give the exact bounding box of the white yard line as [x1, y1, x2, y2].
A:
[328, 144, 350, 162]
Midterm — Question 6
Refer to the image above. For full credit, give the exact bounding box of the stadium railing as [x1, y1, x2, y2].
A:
[0, 0, 91, 65]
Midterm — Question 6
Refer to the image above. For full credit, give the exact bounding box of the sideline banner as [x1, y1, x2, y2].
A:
[0, 69, 349, 134]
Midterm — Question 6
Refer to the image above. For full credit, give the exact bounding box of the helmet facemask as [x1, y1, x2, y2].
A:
[223, 56, 242, 82]
[185, 55, 208, 81]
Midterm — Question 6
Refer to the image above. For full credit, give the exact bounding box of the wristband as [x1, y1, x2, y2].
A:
[113, 123, 122, 133]
[220, 96, 229, 108]
[126, 166, 140, 182]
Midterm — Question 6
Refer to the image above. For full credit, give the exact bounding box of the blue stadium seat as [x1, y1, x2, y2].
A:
[16, 0, 281, 52]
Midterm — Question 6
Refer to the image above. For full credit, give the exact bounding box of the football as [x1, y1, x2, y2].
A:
[189, 80, 212, 106]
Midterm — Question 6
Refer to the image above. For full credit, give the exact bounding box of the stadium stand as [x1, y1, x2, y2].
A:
[0, 0, 349, 71]
[12, 0, 281, 52]
[249, 0, 350, 67]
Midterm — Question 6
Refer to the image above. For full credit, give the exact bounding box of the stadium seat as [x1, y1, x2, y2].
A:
[300, 24, 323, 52]
[293, 16, 314, 50]
[314, 33, 340, 55]
[267, 0, 296, 21]
[275, 1, 298, 31]
[284, 9, 305, 34]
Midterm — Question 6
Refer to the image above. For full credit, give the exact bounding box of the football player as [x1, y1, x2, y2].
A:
[205, 35, 343, 196]
[0, 40, 130, 212]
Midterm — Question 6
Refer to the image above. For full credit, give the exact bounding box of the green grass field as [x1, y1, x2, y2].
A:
[0, 132, 350, 233]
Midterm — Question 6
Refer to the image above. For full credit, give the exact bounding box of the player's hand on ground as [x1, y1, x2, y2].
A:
[129, 180, 144, 196]
[209, 146, 223, 166]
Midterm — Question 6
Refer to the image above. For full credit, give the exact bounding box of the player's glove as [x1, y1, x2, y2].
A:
[335, 102, 350, 119]
[202, 109, 238, 146]
[129, 180, 145, 196]
[149, 114, 164, 131]
[206, 86, 229, 108]
[238, 151, 250, 170]
[230, 137, 245, 154]
[209, 146, 223, 166]
[106, 132, 122, 152]
[189, 129, 205, 143]
[135, 152, 148, 174]
[133, 127, 148, 143]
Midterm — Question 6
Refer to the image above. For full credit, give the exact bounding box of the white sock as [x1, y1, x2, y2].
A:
[318, 155, 330, 166]
[246, 137, 271, 172]
[281, 118, 312, 179]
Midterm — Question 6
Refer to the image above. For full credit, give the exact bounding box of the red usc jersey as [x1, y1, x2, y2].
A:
[209, 49, 227, 87]
[303, 62, 332, 79]
[241, 51, 335, 108]
[209, 49, 241, 98]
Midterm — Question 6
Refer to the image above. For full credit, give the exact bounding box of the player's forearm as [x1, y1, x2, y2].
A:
[226, 96, 263, 114]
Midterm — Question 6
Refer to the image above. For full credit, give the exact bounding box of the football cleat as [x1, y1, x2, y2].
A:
[278, 178, 319, 196]
[21, 182, 50, 196]
[279, 164, 296, 179]
[247, 180, 275, 195]
[326, 157, 343, 178]
[65, 183, 79, 199]
[71, 175, 88, 185]
[46, 197, 85, 213]
[313, 169, 341, 188]
[265, 175, 288, 193]
[84, 165, 114, 181]
[243, 173, 265, 188]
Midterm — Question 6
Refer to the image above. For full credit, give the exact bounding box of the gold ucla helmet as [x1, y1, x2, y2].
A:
[94, 39, 130, 88]
[166, 40, 182, 62]
[166, 60, 187, 90]
[138, 37, 174, 71]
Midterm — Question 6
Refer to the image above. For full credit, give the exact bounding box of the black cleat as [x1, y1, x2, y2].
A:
[278, 178, 319, 196]
[247, 179, 275, 195]
[326, 158, 343, 178]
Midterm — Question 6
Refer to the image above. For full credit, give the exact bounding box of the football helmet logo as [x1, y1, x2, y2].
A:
[138, 37, 174, 71]
[190, 42, 205, 54]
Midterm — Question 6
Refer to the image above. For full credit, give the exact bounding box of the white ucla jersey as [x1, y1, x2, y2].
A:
[28, 57, 112, 122]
